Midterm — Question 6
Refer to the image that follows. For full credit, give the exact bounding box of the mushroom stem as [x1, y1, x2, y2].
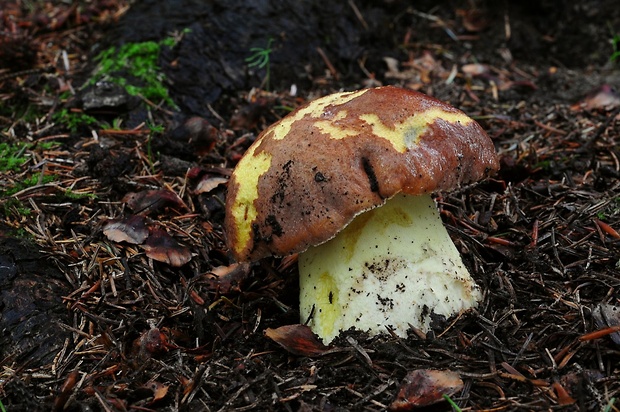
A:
[298, 193, 482, 343]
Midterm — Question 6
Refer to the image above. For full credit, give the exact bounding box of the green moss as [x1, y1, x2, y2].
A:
[534, 160, 552, 171]
[597, 197, 620, 221]
[0, 141, 60, 172]
[63, 188, 97, 200]
[91, 33, 185, 108]
[611, 33, 620, 63]
[1, 174, 56, 198]
[1, 197, 31, 219]
[52, 108, 99, 132]
[1, 173, 57, 219]
[0, 142, 28, 171]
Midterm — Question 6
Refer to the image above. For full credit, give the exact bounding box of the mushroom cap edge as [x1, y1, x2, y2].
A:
[225, 86, 500, 262]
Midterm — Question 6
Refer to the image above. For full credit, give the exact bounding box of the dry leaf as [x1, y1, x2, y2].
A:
[461, 63, 488, 77]
[194, 176, 228, 194]
[265, 324, 329, 357]
[133, 328, 170, 359]
[457, 8, 489, 32]
[142, 381, 169, 403]
[389, 369, 463, 411]
[142, 227, 192, 267]
[123, 189, 187, 215]
[229, 97, 271, 130]
[384, 52, 445, 85]
[151, 382, 169, 402]
[560, 368, 605, 401]
[552, 381, 576, 406]
[103, 215, 148, 244]
[178, 116, 219, 156]
[571, 84, 620, 111]
[201, 262, 250, 293]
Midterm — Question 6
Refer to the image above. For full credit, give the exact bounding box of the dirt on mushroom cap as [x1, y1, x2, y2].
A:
[225, 86, 500, 262]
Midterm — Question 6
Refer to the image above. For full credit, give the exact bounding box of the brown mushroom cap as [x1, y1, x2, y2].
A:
[225, 86, 499, 261]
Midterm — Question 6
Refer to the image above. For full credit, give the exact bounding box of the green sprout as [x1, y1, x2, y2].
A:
[603, 397, 616, 412]
[611, 34, 620, 63]
[246, 38, 274, 91]
[145, 121, 164, 174]
[596, 197, 620, 221]
[146, 121, 165, 134]
[443, 394, 463, 412]
[608, 23, 620, 63]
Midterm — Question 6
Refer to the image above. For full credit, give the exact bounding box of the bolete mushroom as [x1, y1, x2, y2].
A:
[225, 86, 499, 343]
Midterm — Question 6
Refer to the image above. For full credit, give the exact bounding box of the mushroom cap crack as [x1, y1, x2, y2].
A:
[225, 86, 499, 261]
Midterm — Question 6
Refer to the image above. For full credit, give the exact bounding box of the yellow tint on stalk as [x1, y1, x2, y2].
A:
[271, 89, 369, 140]
[229, 145, 272, 257]
[307, 272, 339, 339]
[359, 108, 473, 153]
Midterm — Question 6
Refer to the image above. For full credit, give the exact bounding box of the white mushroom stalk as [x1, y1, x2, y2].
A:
[298, 193, 481, 343]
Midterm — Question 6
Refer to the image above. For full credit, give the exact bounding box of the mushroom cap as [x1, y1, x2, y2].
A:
[225, 86, 499, 261]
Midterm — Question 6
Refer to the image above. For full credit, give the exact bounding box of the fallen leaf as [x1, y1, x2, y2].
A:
[142, 381, 169, 403]
[594, 218, 620, 239]
[457, 8, 489, 32]
[53, 370, 79, 411]
[142, 227, 192, 266]
[171, 116, 219, 156]
[133, 328, 170, 359]
[552, 381, 576, 406]
[194, 175, 228, 194]
[229, 97, 271, 130]
[389, 369, 463, 411]
[571, 84, 620, 111]
[103, 215, 148, 244]
[123, 189, 187, 215]
[265, 324, 329, 357]
[560, 368, 605, 400]
[201, 262, 251, 293]
[461, 63, 489, 77]
[384, 52, 445, 85]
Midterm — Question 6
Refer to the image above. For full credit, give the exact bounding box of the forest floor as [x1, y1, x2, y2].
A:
[1, 1, 620, 411]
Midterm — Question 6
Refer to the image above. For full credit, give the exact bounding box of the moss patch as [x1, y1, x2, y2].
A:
[90, 33, 186, 108]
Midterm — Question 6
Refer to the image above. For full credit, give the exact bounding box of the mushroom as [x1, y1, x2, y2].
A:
[225, 86, 499, 343]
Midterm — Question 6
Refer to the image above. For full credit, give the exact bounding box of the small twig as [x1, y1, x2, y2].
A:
[346, 336, 373, 367]
[316, 47, 339, 80]
[580, 325, 620, 341]
[0, 67, 48, 82]
[348, 0, 368, 30]
[534, 120, 568, 136]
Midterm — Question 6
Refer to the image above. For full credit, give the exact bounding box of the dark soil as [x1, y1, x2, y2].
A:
[1, 1, 620, 411]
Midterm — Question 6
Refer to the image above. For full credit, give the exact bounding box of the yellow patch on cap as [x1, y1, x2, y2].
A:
[314, 110, 361, 139]
[272, 90, 473, 151]
[272, 89, 369, 140]
[229, 145, 272, 256]
[360, 108, 473, 153]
